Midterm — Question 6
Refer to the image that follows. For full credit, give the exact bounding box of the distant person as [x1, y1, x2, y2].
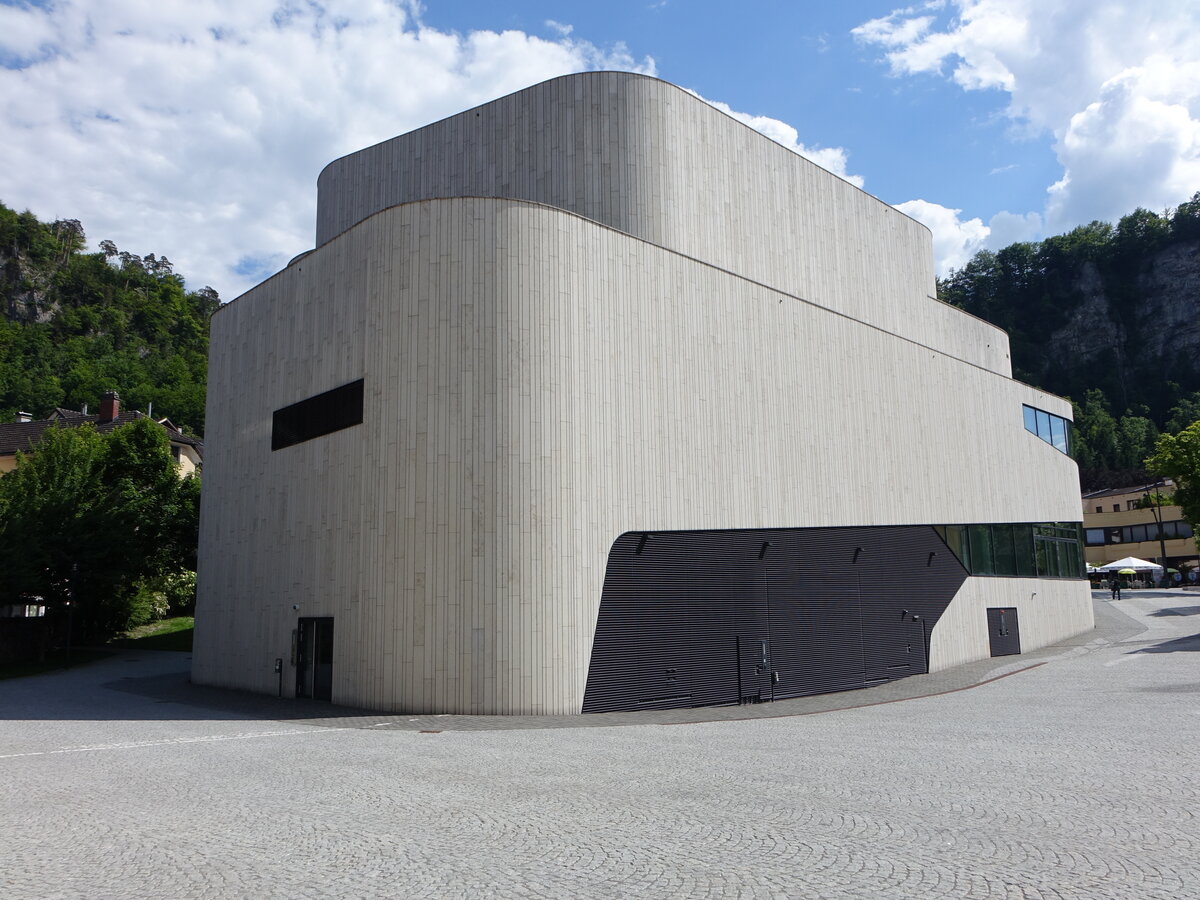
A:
[1109, 576, 1121, 600]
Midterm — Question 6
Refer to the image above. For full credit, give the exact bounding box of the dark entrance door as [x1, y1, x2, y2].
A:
[297, 617, 334, 700]
[862, 608, 928, 682]
[737, 635, 773, 703]
[770, 587, 867, 698]
[986, 607, 1021, 657]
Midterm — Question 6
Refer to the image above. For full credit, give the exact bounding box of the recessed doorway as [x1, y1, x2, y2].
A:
[297, 617, 334, 700]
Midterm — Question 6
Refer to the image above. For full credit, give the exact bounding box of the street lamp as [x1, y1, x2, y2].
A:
[1143, 482, 1170, 587]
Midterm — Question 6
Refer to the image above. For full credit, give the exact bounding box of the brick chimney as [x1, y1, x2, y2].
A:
[99, 390, 120, 423]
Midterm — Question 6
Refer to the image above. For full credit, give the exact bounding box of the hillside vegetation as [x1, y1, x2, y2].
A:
[0, 202, 217, 434]
[938, 193, 1200, 490]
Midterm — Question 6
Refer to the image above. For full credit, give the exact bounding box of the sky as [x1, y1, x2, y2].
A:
[1, 0, 1197, 301]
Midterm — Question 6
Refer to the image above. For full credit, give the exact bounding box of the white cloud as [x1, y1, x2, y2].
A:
[691, 94, 865, 187]
[855, 0, 1200, 234]
[986, 210, 1041, 248]
[0, 0, 655, 300]
[1046, 58, 1200, 228]
[894, 198, 988, 274]
[891, 201, 1043, 274]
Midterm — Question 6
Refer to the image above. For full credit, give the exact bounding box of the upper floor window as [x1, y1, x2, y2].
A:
[272, 379, 364, 451]
[1023, 404, 1070, 454]
[1094, 519, 1194, 546]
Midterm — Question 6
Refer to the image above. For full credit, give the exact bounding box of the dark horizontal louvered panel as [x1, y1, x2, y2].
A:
[582, 525, 967, 713]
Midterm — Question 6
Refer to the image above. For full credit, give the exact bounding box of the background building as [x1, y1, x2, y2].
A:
[1082, 481, 1198, 578]
[192, 72, 1092, 715]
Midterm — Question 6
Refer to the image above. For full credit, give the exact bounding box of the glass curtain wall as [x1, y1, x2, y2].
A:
[934, 523, 1085, 579]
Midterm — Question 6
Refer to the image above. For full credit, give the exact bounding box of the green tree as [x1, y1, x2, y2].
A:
[1, 201, 216, 433]
[1116, 414, 1160, 470]
[1170, 191, 1200, 241]
[1166, 392, 1200, 434]
[1071, 389, 1120, 469]
[0, 418, 199, 641]
[1145, 421, 1200, 529]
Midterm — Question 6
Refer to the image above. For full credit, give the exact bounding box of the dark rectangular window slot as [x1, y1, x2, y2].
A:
[272, 379, 364, 451]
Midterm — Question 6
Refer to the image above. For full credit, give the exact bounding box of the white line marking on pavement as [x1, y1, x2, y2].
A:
[0, 727, 352, 760]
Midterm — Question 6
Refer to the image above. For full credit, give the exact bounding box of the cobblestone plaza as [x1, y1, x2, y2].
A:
[3, 593, 1198, 899]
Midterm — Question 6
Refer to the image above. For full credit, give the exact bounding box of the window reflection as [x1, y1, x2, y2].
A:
[1022, 404, 1071, 455]
[1050, 416, 1067, 452]
[1023, 405, 1038, 434]
[936, 522, 1085, 579]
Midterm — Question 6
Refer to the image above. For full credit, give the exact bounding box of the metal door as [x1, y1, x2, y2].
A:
[737, 635, 773, 703]
[862, 609, 928, 682]
[296, 616, 334, 700]
[986, 607, 1021, 657]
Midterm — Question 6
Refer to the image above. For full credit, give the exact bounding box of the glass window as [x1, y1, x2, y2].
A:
[992, 525, 1016, 575]
[1113, 504, 1120, 512]
[1179, 522, 1194, 539]
[1050, 416, 1067, 453]
[940, 522, 1084, 579]
[968, 525, 995, 575]
[1036, 410, 1052, 441]
[1023, 405, 1072, 455]
[1023, 405, 1038, 434]
[1130, 525, 1147, 543]
[1085, 528, 1105, 546]
[941, 525, 968, 569]
[1022, 528, 1037, 574]
[1066, 541, 1082, 577]
[1055, 540, 1070, 578]
[1095, 506, 1103, 513]
[271, 379, 365, 451]
[1014, 526, 1035, 576]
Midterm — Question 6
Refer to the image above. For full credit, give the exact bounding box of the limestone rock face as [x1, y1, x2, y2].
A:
[1017, 240, 1200, 399]
[1135, 241, 1200, 361]
[1053, 261, 1120, 362]
[1, 253, 58, 324]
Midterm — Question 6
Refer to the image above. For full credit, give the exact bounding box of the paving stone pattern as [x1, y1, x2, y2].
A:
[2, 592, 1199, 899]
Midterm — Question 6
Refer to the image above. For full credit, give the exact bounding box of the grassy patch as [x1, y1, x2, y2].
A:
[0, 648, 112, 681]
[110, 616, 194, 652]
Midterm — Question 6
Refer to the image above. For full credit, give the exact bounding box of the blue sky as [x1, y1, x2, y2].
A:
[420, 1, 1060, 220]
[1, 1, 1197, 299]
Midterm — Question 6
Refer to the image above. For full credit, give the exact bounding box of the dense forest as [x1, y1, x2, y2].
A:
[0, 201, 217, 435]
[938, 192, 1200, 490]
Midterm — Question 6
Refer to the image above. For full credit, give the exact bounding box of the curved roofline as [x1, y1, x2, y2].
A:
[314, 70, 932, 241]
[216, 195, 1012, 381]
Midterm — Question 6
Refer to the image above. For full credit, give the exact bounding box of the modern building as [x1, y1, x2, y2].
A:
[192, 72, 1092, 715]
[1082, 481, 1198, 577]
